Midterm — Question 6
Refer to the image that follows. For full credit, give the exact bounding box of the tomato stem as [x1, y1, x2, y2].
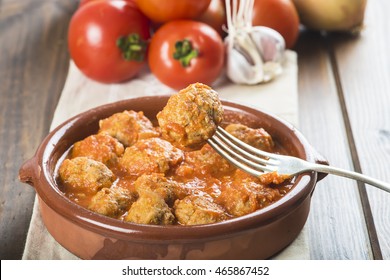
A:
[116, 34, 147, 62]
[173, 39, 198, 67]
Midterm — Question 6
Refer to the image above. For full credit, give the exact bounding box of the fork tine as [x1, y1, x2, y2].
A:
[206, 126, 288, 176]
[209, 136, 277, 173]
[207, 138, 265, 177]
[217, 126, 278, 160]
[214, 130, 278, 166]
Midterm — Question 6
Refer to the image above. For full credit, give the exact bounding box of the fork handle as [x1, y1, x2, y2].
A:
[310, 163, 390, 193]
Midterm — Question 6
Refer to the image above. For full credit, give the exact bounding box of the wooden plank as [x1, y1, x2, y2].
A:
[327, 40, 382, 259]
[295, 31, 372, 259]
[331, 0, 390, 259]
[0, 0, 77, 259]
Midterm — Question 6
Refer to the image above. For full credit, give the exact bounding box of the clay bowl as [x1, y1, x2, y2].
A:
[19, 96, 328, 259]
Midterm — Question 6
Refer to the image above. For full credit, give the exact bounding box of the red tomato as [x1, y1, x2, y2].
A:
[79, 0, 134, 7]
[68, 1, 150, 83]
[148, 20, 224, 90]
[196, 0, 227, 37]
[252, 0, 300, 49]
[135, 0, 211, 23]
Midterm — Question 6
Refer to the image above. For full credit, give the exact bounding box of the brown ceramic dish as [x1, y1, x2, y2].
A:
[19, 96, 328, 259]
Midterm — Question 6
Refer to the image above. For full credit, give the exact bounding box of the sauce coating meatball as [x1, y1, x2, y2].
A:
[58, 157, 116, 195]
[71, 134, 124, 167]
[225, 123, 274, 152]
[88, 187, 134, 218]
[125, 190, 175, 225]
[98, 110, 159, 147]
[134, 173, 188, 206]
[175, 144, 235, 178]
[217, 170, 282, 217]
[119, 138, 183, 176]
[157, 83, 223, 149]
[174, 195, 228, 225]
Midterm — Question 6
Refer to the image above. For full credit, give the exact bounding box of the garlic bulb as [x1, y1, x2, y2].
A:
[224, 0, 285, 85]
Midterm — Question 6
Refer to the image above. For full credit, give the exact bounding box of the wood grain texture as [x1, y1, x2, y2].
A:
[295, 31, 372, 259]
[331, 0, 390, 259]
[0, 0, 78, 259]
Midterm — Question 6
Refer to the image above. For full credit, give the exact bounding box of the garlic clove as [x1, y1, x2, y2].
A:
[226, 42, 264, 85]
[225, 27, 285, 85]
[226, 31, 265, 85]
[250, 26, 285, 62]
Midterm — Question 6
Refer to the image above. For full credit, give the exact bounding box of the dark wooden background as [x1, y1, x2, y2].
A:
[1, 0, 389, 259]
[0, 0, 78, 259]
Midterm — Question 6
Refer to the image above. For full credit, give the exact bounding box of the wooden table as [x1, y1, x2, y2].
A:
[1, 0, 389, 260]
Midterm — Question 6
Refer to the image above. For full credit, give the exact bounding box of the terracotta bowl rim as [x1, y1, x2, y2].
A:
[24, 95, 324, 242]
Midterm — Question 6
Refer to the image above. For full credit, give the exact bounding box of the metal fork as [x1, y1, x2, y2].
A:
[207, 126, 390, 193]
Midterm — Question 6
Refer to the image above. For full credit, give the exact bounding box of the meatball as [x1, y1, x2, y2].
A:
[259, 171, 291, 185]
[71, 134, 124, 167]
[174, 195, 227, 225]
[125, 190, 175, 225]
[217, 170, 282, 217]
[225, 123, 274, 152]
[98, 110, 159, 147]
[119, 138, 183, 176]
[175, 144, 235, 178]
[88, 187, 134, 218]
[58, 157, 116, 195]
[134, 173, 188, 206]
[157, 83, 223, 149]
